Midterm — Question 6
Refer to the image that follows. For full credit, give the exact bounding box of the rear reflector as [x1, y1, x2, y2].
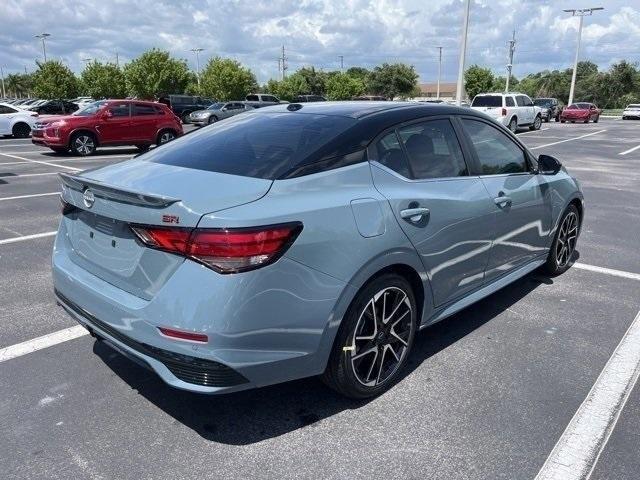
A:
[158, 326, 208, 343]
[131, 222, 303, 273]
[501, 107, 507, 116]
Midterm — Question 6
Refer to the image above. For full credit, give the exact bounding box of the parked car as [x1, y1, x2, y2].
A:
[293, 95, 327, 102]
[189, 102, 253, 126]
[0, 102, 39, 138]
[157, 95, 214, 123]
[560, 103, 601, 123]
[471, 93, 542, 132]
[353, 95, 387, 101]
[32, 100, 183, 155]
[70, 97, 96, 107]
[29, 99, 79, 115]
[53, 101, 583, 399]
[244, 93, 283, 108]
[622, 104, 640, 120]
[534, 98, 562, 122]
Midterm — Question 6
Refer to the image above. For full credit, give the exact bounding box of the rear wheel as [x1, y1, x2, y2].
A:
[70, 132, 96, 156]
[543, 204, 580, 276]
[322, 273, 417, 399]
[12, 122, 31, 138]
[508, 117, 518, 133]
[157, 130, 176, 145]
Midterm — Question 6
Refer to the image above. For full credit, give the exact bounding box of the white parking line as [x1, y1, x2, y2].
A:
[0, 152, 81, 172]
[0, 231, 57, 245]
[0, 192, 59, 201]
[575, 263, 640, 281]
[535, 310, 640, 480]
[529, 130, 607, 150]
[2, 172, 60, 178]
[0, 326, 88, 363]
[0, 155, 130, 166]
[619, 144, 640, 156]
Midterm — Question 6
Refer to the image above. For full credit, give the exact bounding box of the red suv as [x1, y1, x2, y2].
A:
[32, 100, 183, 156]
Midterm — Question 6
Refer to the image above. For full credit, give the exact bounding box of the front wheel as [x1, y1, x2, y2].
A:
[543, 204, 580, 276]
[322, 273, 417, 399]
[594, 115, 599, 123]
[70, 132, 96, 156]
[207, 115, 217, 125]
[530, 115, 542, 131]
[12, 122, 31, 138]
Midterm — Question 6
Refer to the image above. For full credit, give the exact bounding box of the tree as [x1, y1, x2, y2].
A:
[32, 61, 79, 99]
[199, 57, 257, 101]
[367, 63, 419, 99]
[5, 73, 34, 98]
[325, 72, 366, 100]
[80, 61, 126, 99]
[265, 73, 309, 101]
[464, 65, 495, 100]
[345, 67, 370, 83]
[492, 75, 519, 93]
[124, 49, 191, 99]
[296, 67, 328, 96]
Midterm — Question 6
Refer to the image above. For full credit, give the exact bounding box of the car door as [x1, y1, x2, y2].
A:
[458, 117, 552, 282]
[98, 102, 132, 144]
[0, 105, 16, 134]
[515, 95, 532, 124]
[131, 103, 158, 142]
[370, 117, 497, 306]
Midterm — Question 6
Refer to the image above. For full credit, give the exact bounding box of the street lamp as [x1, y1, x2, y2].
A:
[455, 0, 471, 106]
[190, 48, 204, 86]
[35, 33, 51, 62]
[564, 7, 604, 106]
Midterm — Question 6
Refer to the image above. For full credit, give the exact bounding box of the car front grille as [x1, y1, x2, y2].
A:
[55, 290, 249, 388]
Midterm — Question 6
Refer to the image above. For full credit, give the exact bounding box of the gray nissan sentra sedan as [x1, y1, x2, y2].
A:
[53, 102, 583, 398]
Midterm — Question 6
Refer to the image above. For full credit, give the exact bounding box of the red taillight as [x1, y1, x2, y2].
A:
[501, 107, 507, 116]
[130, 222, 302, 273]
[157, 326, 208, 343]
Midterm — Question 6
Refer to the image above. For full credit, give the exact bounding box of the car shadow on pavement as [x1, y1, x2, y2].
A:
[93, 267, 556, 446]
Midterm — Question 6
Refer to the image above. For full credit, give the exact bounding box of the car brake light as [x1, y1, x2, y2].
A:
[501, 107, 507, 116]
[157, 326, 208, 343]
[130, 222, 303, 273]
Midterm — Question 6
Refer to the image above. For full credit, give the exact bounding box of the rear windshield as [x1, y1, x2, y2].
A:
[145, 112, 357, 179]
[472, 96, 502, 107]
[627, 104, 640, 108]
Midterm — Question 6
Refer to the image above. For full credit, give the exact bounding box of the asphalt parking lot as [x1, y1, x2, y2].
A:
[1, 119, 639, 480]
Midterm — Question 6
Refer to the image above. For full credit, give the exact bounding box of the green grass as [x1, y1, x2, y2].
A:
[602, 109, 623, 116]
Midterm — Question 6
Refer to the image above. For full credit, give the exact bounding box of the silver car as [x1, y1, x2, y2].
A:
[189, 101, 253, 126]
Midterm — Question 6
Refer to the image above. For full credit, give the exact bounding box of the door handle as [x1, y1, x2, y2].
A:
[400, 207, 430, 223]
[494, 196, 512, 207]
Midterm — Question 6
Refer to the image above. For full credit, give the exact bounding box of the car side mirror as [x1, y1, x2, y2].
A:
[103, 110, 113, 119]
[538, 154, 562, 175]
[221, 107, 227, 111]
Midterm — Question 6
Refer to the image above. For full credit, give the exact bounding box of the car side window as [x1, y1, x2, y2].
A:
[133, 104, 156, 116]
[505, 97, 515, 107]
[524, 96, 534, 106]
[109, 103, 130, 117]
[246, 95, 259, 101]
[397, 119, 468, 179]
[515, 96, 526, 107]
[0, 105, 17, 114]
[373, 131, 411, 178]
[461, 119, 528, 175]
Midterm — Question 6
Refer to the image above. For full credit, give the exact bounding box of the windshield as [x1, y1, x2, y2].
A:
[534, 99, 552, 106]
[567, 104, 589, 110]
[73, 100, 108, 116]
[145, 111, 357, 179]
[207, 103, 225, 110]
[626, 104, 640, 108]
[472, 96, 502, 107]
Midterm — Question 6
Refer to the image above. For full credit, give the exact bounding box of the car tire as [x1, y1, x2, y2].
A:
[181, 113, 191, 124]
[12, 122, 31, 138]
[542, 204, 580, 276]
[208, 115, 217, 125]
[321, 273, 418, 399]
[70, 132, 97, 156]
[594, 115, 599, 123]
[136, 144, 150, 152]
[555, 115, 560, 122]
[508, 117, 518, 133]
[157, 129, 176, 145]
[530, 115, 542, 131]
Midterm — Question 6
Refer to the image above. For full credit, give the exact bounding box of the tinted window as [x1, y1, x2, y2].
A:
[398, 119, 467, 179]
[462, 119, 527, 175]
[0, 105, 18, 114]
[472, 96, 502, 107]
[133, 104, 157, 116]
[109, 103, 130, 117]
[505, 97, 515, 107]
[516, 96, 526, 107]
[73, 100, 108, 116]
[374, 131, 410, 178]
[246, 95, 259, 101]
[146, 112, 357, 179]
[534, 99, 552, 106]
[263, 96, 278, 103]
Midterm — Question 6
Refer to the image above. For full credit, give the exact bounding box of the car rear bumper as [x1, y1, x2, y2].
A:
[52, 223, 348, 394]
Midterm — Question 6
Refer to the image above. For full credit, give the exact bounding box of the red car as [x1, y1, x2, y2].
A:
[32, 100, 183, 156]
[560, 102, 601, 123]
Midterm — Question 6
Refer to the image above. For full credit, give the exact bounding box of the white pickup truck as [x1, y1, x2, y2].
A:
[471, 93, 543, 133]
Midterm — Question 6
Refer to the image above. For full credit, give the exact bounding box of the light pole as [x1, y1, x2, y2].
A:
[455, 0, 471, 106]
[505, 30, 516, 93]
[436, 46, 442, 99]
[190, 48, 204, 86]
[0, 66, 5, 98]
[35, 33, 51, 62]
[338, 55, 344, 72]
[564, 7, 603, 106]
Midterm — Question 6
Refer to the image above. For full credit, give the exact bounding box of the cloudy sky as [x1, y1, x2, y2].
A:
[1, 0, 639, 84]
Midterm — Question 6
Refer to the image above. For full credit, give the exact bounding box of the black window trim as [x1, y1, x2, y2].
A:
[454, 115, 536, 177]
[367, 114, 473, 183]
